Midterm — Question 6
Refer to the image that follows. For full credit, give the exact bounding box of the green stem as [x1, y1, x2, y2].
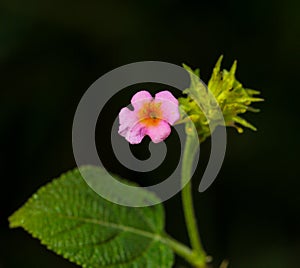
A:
[162, 235, 207, 268]
[181, 124, 207, 265]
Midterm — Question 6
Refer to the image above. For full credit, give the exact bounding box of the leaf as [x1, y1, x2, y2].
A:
[9, 166, 174, 268]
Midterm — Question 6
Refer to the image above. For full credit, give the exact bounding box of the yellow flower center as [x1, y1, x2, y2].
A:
[138, 102, 162, 127]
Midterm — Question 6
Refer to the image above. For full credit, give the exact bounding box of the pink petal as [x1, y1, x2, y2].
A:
[118, 107, 146, 144]
[125, 122, 146, 144]
[144, 120, 171, 143]
[154, 91, 180, 125]
[118, 107, 136, 135]
[131, 90, 153, 110]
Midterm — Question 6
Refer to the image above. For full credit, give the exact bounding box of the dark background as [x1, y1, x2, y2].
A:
[1, 0, 299, 267]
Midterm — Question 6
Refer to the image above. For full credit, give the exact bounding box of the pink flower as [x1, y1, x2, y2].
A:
[118, 90, 180, 144]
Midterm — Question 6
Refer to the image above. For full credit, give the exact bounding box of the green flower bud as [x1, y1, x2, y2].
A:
[179, 56, 263, 142]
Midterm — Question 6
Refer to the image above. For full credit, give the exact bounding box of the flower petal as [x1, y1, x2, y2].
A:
[118, 107, 136, 135]
[145, 120, 171, 143]
[131, 90, 153, 110]
[118, 108, 147, 144]
[125, 122, 146, 144]
[154, 91, 180, 125]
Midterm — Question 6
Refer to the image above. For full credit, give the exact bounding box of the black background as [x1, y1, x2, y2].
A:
[1, 0, 299, 267]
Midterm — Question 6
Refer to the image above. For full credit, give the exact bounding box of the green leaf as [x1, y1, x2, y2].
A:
[9, 166, 174, 268]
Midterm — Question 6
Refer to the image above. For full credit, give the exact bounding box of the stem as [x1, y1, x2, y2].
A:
[181, 124, 207, 265]
[162, 235, 207, 268]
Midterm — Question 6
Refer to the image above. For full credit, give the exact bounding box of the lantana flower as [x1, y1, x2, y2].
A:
[118, 90, 180, 144]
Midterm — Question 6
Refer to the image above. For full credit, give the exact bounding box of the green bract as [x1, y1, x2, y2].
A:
[179, 56, 263, 142]
[9, 166, 174, 268]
